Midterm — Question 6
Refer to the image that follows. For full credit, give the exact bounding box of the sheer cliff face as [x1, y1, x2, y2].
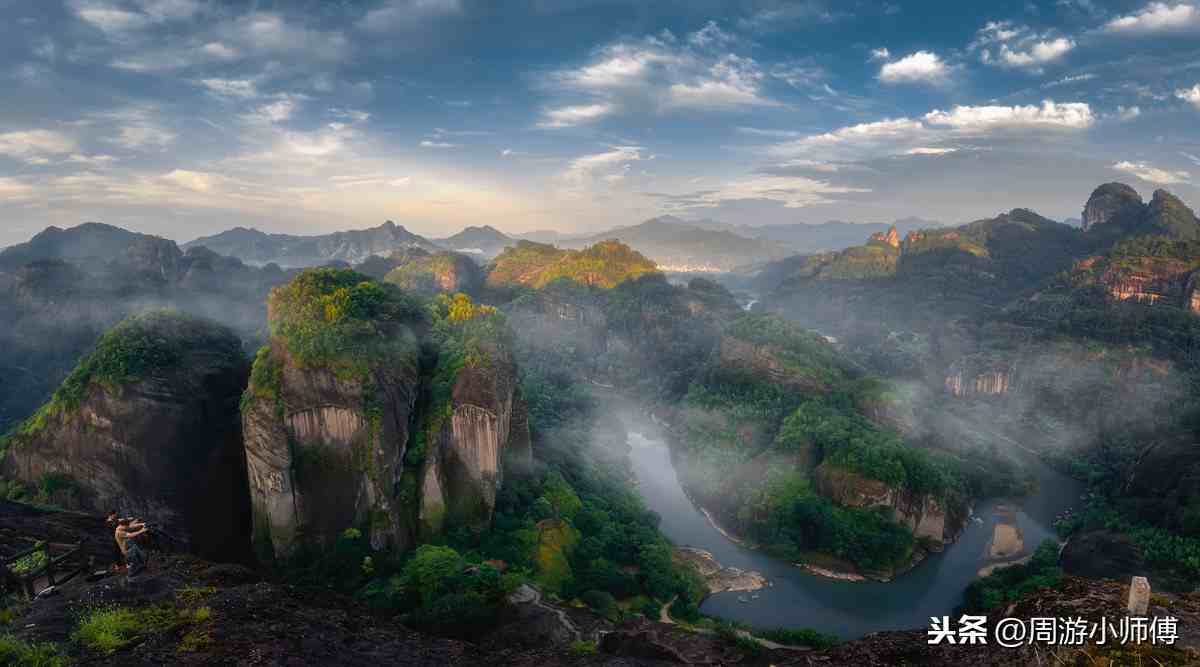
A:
[418, 346, 532, 537]
[243, 335, 420, 558]
[242, 270, 530, 559]
[0, 312, 252, 563]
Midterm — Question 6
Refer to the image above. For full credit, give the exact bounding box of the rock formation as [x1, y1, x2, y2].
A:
[417, 339, 532, 536]
[814, 463, 952, 544]
[241, 270, 424, 557]
[1082, 183, 1145, 232]
[242, 270, 530, 559]
[869, 225, 901, 248]
[0, 311, 252, 562]
[381, 249, 483, 295]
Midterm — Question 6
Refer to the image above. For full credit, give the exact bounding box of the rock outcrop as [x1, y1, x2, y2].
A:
[869, 225, 900, 248]
[0, 311, 251, 562]
[1082, 182, 1145, 232]
[944, 366, 1012, 396]
[814, 463, 951, 543]
[242, 270, 530, 559]
[380, 248, 483, 295]
[417, 341, 532, 536]
[242, 270, 423, 558]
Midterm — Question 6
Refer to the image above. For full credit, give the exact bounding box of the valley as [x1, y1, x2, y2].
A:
[1, 181, 1198, 665]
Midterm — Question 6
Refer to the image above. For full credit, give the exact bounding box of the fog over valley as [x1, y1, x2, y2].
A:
[2, 2, 1200, 666]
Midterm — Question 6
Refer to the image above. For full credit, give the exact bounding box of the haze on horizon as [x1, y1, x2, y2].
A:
[2, 0, 1199, 247]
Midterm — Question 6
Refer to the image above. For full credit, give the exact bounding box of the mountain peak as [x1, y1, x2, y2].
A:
[1082, 182, 1144, 232]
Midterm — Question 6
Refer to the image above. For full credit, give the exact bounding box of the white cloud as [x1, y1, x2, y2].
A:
[113, 125, 176, 149]
[539, 31, 776, 127]
[66, 153, 119, 165]
[246, 98, 299, 124]
[688, 21, 735, 48]
[0, 177, 34, 197]
[905, 147, 958, 155]
[360, 0, 462, 31]
[1042, 72, 1097, 88]
[419, 140, 460, 148]
[661, 175, 869, 210]
[562, 146, 644, 193]
[768, 100, 1093, 160]
[200, 42, 238, 59]
[538, 103, 615, 128]
[993, 37, 1075, 69]
[1177, 84, 1200, 108]
[923, 100, 1094, 130]
[1112, 160, 1190, 184]
[869, 47, 890, 61]
[787, 118, 927, 148]
[1115, 105, 1142, 121]
[1182, 151, 1200, 166]
[161, 168, 222, 192]
[197, 78, 259, 99]
[878, 51, 949, 84]
[663, 55, 777, 111]
[1105, 2, 1199, 34]
[71, 2, 151, 33]
[0, 130, 78, 159]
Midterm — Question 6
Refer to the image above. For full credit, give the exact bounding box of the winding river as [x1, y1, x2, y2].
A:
[621, 408, 1084, 640]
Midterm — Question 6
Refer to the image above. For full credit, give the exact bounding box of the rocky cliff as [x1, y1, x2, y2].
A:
[814, 463, 955, 545]
[1081, 182, 1200, 239]
[0, 310, 251, 562]
[242, 271, 529, 559]
[241, 269, 424, 558]
[869, 225, 900, 248]
[417, 341, 532, 536]
[1082, 182, 1145, 232]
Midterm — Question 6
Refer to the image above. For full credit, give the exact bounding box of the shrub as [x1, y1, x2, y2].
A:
[581, 589, 615, 616]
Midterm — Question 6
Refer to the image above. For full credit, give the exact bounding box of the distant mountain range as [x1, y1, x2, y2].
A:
[434, 225, 513, 258]
[73, 215, 953, 274]
[182, 221, 440, 268]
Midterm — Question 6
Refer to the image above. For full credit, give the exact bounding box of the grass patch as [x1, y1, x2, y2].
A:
[0, 634, 67, 667]
[72, 602, 215, 656]
[567, 639, 598, 656]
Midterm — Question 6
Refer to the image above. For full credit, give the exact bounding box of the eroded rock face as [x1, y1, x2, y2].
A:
[0, 312, 251, 563]
[869, 225, 901, 248]
[944, 368, 1012, 396]
[243, 337, 420, 558]
[814, 463, 949, 542]
[1082, 182, 1144, 232]
[418, 346, 532, 536]
[718, 336, 830, 391]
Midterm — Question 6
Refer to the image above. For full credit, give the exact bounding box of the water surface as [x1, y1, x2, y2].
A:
[623, 411, 1082, 639]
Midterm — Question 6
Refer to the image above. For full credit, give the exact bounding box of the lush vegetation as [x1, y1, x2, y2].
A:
[960, 540, 1062, 612]
[724, 314, 857, 389]
[267, 268, 425, 379]
[2, 310, 242, 447]
[383, 251, 478, 295]
[71, 596, 214, 656]
[0, 634, 66, 667]
[487, 240, 657, 290]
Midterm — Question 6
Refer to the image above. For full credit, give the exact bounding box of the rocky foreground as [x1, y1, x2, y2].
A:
[4, 500, 1199, 666]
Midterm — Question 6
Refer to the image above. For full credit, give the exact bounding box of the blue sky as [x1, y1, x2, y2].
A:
[1, 0, 1199, 245]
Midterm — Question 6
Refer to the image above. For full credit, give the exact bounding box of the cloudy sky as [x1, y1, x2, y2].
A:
[2, 0, 1199, 245]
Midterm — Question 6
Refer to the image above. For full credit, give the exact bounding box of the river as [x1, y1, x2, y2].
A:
[621, 409, 1084, 640]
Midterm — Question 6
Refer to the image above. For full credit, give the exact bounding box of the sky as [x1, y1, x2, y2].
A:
[1, 0, 1199, 246]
